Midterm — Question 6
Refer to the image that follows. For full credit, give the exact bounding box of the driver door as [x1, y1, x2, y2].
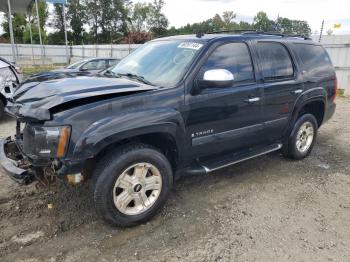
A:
[185, 41, 264, 158]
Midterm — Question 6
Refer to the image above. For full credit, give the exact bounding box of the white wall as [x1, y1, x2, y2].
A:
[0, 43, 141, 65]
[313, 35, 350, 95]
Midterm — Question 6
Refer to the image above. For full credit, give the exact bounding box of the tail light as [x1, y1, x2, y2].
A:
[331, 75, 338, 101]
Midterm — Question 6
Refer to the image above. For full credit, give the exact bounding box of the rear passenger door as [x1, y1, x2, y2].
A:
[256, 41, 304, 143]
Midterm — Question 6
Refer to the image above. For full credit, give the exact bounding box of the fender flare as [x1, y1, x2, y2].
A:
[286, 87, 327, 135]
[70, 108, 186, 161]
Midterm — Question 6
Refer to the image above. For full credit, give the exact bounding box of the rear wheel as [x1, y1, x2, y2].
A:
[93, 144, 173, 227]
[283, 113, 318, 160]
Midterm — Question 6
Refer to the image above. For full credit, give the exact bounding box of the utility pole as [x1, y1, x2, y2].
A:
[319, 20, 324, 43]
[35, 0, 44, 64]
[7, 0, 16, 63]
[62, 3, 69, 64]
[28, 13, 35, 65]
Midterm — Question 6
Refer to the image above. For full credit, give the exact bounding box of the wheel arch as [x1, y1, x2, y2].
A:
[93, 129, 181, 171]
[289, 88, 327, 130]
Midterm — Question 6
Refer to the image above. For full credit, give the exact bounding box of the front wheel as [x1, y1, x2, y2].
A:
[93, 144, 173, 227]
[283, 114, 318, 160]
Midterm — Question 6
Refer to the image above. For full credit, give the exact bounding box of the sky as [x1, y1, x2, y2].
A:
[1, 0, 350, 35]
[139, 0, 350, 35]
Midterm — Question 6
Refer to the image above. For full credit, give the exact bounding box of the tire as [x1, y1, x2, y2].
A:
[93, 143, 173, 227]
[282, 113, 318, 160]
[0, 100, 4, 119]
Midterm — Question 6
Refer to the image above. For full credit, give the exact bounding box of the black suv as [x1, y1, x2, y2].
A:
[0, 33, 337, 226]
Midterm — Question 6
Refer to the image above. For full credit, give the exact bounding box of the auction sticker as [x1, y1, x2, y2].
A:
[178, 42, 203, 50]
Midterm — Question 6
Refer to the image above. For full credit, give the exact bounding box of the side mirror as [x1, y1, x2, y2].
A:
[197, 69, 234, 90]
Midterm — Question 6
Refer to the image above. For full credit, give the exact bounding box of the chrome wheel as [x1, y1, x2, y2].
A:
[112, 163, 162, 215]
[296, 121, 314, 153]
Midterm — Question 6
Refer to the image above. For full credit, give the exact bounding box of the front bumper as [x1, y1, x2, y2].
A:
[0, 137, 33, 184]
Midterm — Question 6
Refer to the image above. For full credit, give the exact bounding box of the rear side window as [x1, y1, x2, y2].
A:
[202, 42, 254, 83]
[293, 44, 333, 77]
[258, 42, 294, 80]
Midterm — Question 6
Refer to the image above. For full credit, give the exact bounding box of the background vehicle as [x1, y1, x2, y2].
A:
[52, 58, 120, 75]
[0, 32, 336, 227]
[0, 57, 22, 118]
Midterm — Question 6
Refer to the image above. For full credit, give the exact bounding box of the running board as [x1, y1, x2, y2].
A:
[182, 143, 282, 176]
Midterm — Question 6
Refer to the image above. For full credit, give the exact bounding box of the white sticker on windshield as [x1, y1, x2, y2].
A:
[178, 42, 203, 50]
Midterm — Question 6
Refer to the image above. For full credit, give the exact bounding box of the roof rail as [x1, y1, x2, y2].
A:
[206, 29, 258, 34]
[204, 29, 311, 40]
[241, 31, 311, 40]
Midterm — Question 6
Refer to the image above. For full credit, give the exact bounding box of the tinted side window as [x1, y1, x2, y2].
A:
[82, 60, 107, 70]
[202, 42, 254, 83]
[258, 42, 294, 80]
[293, 44, 333, 77]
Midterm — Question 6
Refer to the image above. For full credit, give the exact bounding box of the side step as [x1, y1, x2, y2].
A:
[183, 143, 282, 176]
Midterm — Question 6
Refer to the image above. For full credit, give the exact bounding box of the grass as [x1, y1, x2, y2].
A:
[22, 64, 65, 77]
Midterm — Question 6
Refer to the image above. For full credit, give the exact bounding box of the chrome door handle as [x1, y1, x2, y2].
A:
[244, 97, 260, 104]
[291, 89, 303, 94]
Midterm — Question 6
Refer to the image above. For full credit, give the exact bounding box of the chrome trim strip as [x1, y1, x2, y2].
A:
[192, 118, 288, 147]
[202, 144, 282, 173]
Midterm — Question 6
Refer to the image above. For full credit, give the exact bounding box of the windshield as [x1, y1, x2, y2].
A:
[66, 60, 87, 69]
[111, 40, 204, 87]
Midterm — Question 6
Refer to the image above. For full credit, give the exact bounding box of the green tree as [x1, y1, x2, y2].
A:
[110, 0, 130, 39]
[67, 0, 87, 44]
[222, 11, 237, 30]
[130, 3, 151, 32]
[277, 17, 311, 37]
[147, 0, 168, 37]
[2, 13, 27, 43]
[50, 3, 65, 44]
[85, 0, 101, 43]
[253, 11, 274, 32]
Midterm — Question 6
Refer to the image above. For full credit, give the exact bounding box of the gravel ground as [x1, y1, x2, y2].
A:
[0, 98, 349, 262]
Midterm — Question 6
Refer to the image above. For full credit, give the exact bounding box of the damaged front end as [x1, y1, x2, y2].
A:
[0, 121, 80, 187]
[0, 136, 33, 185]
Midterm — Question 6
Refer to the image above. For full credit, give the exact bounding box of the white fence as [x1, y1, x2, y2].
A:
[0, 43, 141, 65]
[314, 35, 350, 95]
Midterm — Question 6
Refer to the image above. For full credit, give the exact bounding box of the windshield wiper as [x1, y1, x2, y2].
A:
[117, 73, 155, 86]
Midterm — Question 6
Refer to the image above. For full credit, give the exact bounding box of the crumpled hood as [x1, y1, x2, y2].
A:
[7, 75, 157, 121]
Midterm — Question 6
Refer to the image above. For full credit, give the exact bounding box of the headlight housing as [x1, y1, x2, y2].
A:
[23, 125, 71, 159]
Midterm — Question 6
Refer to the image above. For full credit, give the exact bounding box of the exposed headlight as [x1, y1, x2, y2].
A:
[23, 125, 71, 159]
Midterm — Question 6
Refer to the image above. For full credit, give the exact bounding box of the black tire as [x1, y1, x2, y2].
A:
[0, 100, 4, 119]
[282, 113, 318, 160]
[93, 143, 173, 227]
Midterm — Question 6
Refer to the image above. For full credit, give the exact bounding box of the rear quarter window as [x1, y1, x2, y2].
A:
[293, 44, 334, 77]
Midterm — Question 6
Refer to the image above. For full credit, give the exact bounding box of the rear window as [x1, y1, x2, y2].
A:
[293, 44, 334, 77]
[258, 42, 294, 80]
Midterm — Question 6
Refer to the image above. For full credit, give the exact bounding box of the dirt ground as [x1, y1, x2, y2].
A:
[0, 98, 349, 262]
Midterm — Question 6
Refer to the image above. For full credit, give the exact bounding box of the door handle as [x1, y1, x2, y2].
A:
[291, 89, 303, 94]
[244, 97, 260, 104]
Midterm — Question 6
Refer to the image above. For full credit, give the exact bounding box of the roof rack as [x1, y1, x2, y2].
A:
[206, 29, 257, 34]
[242, 31, 311, 40]
[204, 29, 311, 40]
